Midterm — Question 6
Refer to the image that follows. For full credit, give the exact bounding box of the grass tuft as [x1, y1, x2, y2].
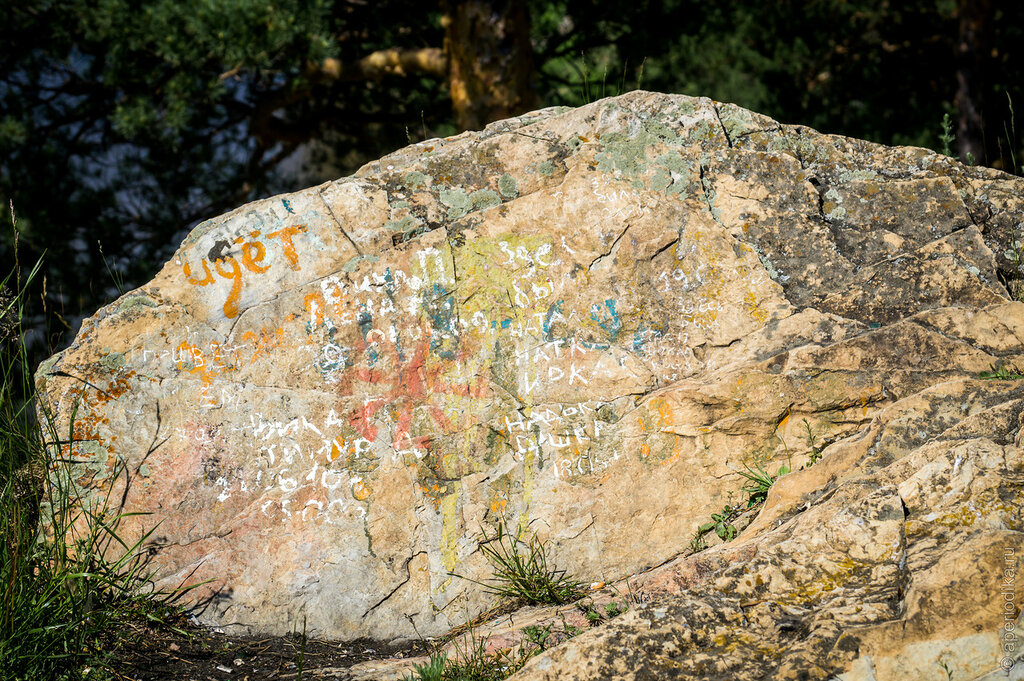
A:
[406, 652, 447, 681]
[1, 240, 182, 680]
[737, 462, 790, 507]
[454, 519, 585, 606]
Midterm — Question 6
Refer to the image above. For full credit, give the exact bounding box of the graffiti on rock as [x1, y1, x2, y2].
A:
[181, 225, 307, 318]
[115, 186, 775, 528]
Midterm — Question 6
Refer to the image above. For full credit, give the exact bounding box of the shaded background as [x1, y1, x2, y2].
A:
[2, 0, 1022, 357]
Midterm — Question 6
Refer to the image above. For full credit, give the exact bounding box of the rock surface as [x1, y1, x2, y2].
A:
[37, 92, 1024, 676]
[510, 388, 1024, 680]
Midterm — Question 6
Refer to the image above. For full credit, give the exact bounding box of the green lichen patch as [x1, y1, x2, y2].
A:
[594, 123, 679, 177]
[717, 104, 761, 139]
[470, 188, 502, 210]
[438, 187, 473, 221]
[76, 440, 113, 481]
[383, 214, 420, 233]
[592, 112, 718, 182]
[770, 131, 836, 168]
[650, 169, 673, 192]
[35, 355, 59, 378]
[99, 352, 125, 373]
[404, 171, 429, 188]
[497, 173, 519, 199]
[537, 160, 556, 176]
[838, 169, 880, 183]
[651, 151, 696, 197]
[654, 151, 690, 174]
[673, 98, 699, 116]
[822, 187, 847, 221]
[116, 293, 158, 314]
[750, 242, 782, 282]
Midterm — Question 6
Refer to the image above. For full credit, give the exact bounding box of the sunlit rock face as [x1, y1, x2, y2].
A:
[37, 91, 1024, 656]
[510, 387, 1024, 681]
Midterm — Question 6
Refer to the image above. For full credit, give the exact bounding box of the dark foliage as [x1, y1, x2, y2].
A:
[1, 0, 1021, 357]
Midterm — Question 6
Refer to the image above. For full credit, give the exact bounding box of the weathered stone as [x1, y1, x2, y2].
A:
[36, 90, 1024, 673]
[513, 425, 1024, 680]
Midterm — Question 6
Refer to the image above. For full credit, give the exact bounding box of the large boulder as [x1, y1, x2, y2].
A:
[36, 92, 1024, 655]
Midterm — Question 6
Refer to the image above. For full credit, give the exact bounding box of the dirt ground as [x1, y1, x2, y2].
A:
[110, 613, 429, 681]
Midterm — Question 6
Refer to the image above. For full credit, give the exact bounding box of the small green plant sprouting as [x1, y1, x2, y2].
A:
[435, 618, 574, 681]
[696, 505, 739, 542]
[527, 616, 581, 649]
[712, 507, 738, 541]
[98, 240, 126, 296]
[438, 520, 588, 679]
[979, 363, 1024, 380]
[623, 578, 647, 607]
[580, 51, 591, 104]
[410, 607, 588, 680]
[455, 519, 585, 606]
[802, 418, 826, 466]
[690, 455, 797, 554]
[603, 601, 627, 618]
[802, 419, 819, 463]
[802, 418, 817, 449]
[689, 504, 743, 554]
[293, 615, 308, 681]
[406, 626, 508, 681]
[559, 617, 582, 639]
[737, 462, 789, 507]
[406, 651, 447, 681]
[939, 113, 956, 157]
[522, 623, 553, 649]
[583, 605, 602, 624]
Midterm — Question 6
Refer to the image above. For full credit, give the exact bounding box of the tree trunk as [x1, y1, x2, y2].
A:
[954, 0, 992, 164]
[443, 0, 539, 131]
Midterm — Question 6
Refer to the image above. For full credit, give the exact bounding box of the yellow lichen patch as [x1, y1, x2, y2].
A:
[743, 289, 770, 325]
[352, 479, 372, 501]
[709, 629, 784, 660]
[909, 490, 1024, 537]
[933, 504, 978, 529]
[780, 556, 868, 606]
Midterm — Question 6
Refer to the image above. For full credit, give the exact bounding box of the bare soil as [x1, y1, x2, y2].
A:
[111, 613, 429, 681]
